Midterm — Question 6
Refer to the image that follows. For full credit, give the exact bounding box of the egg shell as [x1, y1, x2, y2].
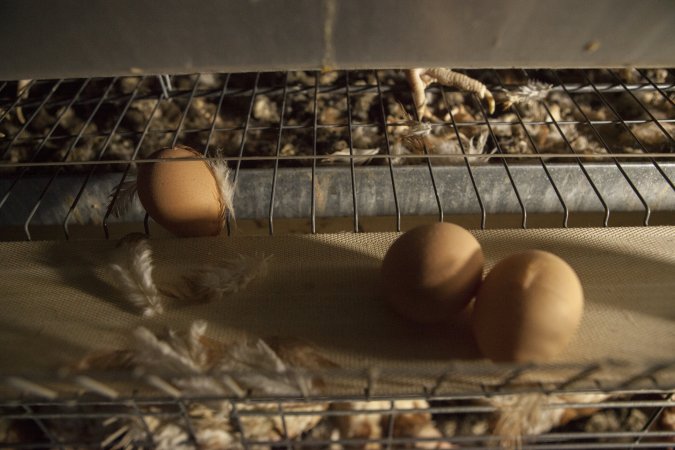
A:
[381, 223, 484, 323]
[471, 250, 584, 363]
[137, 147, 225, 237]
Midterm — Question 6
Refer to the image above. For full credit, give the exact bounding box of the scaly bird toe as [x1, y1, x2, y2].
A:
[405, 68, 495, 118]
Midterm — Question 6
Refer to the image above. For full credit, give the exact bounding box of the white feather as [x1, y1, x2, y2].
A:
[108, 179, 138, 218]
[389, 141, 412, 166]
[320, 148, 380, 165]
[131, 322, 304, 396]
[173, 376, 226, 397]
[468, 131, 490, 155]
[109, 236, 163, 317]
[196, 429, 240, 449]
[188, 320, 209, 367]
[132, 327, 203, 374]
[88, 322, 331, 449]
[184, 254, 271, 303]
[501, 80, 553, 109]
[209, 159, 236, 222]
[217, 338, 301, 396]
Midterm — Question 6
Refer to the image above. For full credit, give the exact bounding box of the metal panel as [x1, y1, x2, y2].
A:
[1, 0, 675, 80]
[1, 163, 673, 227]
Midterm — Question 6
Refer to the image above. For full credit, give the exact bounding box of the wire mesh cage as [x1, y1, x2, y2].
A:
[1, 30, 675, 449]
[0, 0, 675, 428]
[1, 68, 674, 241]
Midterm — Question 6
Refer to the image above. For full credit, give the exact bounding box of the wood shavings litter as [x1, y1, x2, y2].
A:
[253, 95, 281, 123]
[618, 121, 675, 149]
[333, 400, 454, 449]
[660, 397, 675, 444]
[2, 70, 671, 173]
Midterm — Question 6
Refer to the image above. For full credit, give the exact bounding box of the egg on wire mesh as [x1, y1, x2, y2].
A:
[471, 250, 584, 363]
[381, 223, 484, 324]
[108, 145, 235, 237]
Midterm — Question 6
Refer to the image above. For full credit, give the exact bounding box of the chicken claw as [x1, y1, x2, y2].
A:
[406, 68, 495, 119]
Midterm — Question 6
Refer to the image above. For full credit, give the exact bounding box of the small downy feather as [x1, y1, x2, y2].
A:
[108, 179, 138, 218]
[79, 322, 332, 448]
[208, 159, 236, 223]
[491, 393, 550, 449]
[489, 393, 609, 449]
[131, 322, 314, 396]
[218, 338, 302, 396]
[184, 253, 272, 303]
[131, 323, 228, 397]
[390, 141, 412, 165]
[132, 321, 210, 374]
[320, 148, 380, 165]
[500, 80, 553, 109]
[468, 131, 490, 155]
[109, 234, 164, 317]
[401, 131, 492, 166]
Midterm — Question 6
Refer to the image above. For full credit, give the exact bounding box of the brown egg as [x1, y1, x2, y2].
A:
[381, 223, 484, 323]
[137, 146, 232, 237]
[472, 250, 584, 363]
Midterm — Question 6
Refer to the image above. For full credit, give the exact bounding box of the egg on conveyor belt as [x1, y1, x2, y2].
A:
[137, 146, 234, 237]
[471, 250, 584, 363]
[381, 223, 484, 323]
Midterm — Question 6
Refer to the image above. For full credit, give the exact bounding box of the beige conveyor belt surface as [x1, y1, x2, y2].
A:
[0, 227, 673, 394]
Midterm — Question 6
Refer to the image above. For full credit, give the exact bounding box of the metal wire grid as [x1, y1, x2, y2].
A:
[2, 358, 674, 447]
[0, 68, 673, 239]
[1, 390, 673, 449]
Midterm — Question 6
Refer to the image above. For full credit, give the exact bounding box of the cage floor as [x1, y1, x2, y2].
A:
[1, 227, 673, 398]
